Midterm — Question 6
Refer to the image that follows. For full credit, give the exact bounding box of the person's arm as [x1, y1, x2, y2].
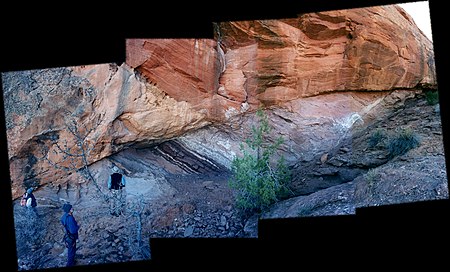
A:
[60, 214, 66, 227]
[67, 216, 79, 237]
[20, 194, 27, 206]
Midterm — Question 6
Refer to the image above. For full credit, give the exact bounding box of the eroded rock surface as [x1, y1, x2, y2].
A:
[2, 5, 446, 270]
[3, 5, 436, 199]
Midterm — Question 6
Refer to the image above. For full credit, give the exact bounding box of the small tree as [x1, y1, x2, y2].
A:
[126, 196, 151, 260]
[40, 112, 109, 202]
[41, 113, 152, 254]
[229, 108, 291, 214]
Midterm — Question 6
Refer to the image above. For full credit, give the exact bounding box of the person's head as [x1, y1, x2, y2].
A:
[62, 203, 73, 214]
[26, 188, 33, 194]
[112, 165, 120, 173]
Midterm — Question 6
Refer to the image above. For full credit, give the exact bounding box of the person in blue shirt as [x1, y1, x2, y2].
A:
[108, 165, 126, 216]
[60, 203, 79, 267]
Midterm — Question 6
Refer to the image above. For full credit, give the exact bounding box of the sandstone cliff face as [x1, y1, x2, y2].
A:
[3, 64, 210, 198]
[126, 39, 237, 121]
[3, 4, 437, 200]
[4, 5, 447, 270]
[216, 5, 435, 107]
[123, 4, 436, 172]
[128, 5, 435, 115]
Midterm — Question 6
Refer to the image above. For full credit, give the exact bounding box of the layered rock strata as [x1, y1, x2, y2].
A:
[2, 4, 436, 199]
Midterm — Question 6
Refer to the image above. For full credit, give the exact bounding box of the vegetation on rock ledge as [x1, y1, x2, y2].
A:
[229, 108, 292, 214]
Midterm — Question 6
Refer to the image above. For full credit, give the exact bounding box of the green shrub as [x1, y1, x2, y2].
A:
[425, 90, 439, 105]
[387, 128, 420, 159]
[365, 168, 379, 188]
[368, 128, 387, 148]
[229, 108, 291, 214]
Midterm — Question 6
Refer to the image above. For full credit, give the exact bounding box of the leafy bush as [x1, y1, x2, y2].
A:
[368, 128, 387, 148]
[229, 108, 291, 214]
[387, 128, 420, 159]
[424, 90, 439, 105]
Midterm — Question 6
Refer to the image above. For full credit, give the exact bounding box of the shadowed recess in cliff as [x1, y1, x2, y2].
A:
[151, 140, 226, 175]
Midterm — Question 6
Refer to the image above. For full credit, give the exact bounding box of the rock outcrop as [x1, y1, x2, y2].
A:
[262, 94, 448, 219]
[124, 4, 437, 174]
[2, 4, 437, 201]
[3, 64, 211, 198]
[128, 5, 435, 115]
[3, 4, 447, 270]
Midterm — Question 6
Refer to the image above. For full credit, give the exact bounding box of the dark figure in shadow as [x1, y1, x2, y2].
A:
[61, 203, 79, 267]
[108, 165, 126, 216]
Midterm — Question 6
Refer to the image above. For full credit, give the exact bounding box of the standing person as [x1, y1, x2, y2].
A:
[23, 187, 38, 226]
[61, 203, 79, 267]
[21, 187, 37, 209]
[20, 187, 39, 250]
[108, 165, 126, 216]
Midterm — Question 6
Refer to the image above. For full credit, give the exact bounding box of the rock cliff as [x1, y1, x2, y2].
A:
[3, 4, 448, 270]
[3, 5, 437, 200]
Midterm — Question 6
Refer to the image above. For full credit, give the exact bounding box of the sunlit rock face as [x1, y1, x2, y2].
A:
[128, 4, 435, 168]
[128, 5, 434, 115]
[3, 64, 211, 199]
[126, 39, 241, 121]
[215, 4, 435, 108]
[3, 4, 436, 199]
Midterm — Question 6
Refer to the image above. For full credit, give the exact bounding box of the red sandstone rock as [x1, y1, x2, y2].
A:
[216, 5, 436, 107]
[128, 5, 435, 113]
[4, 4, 437, 199]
